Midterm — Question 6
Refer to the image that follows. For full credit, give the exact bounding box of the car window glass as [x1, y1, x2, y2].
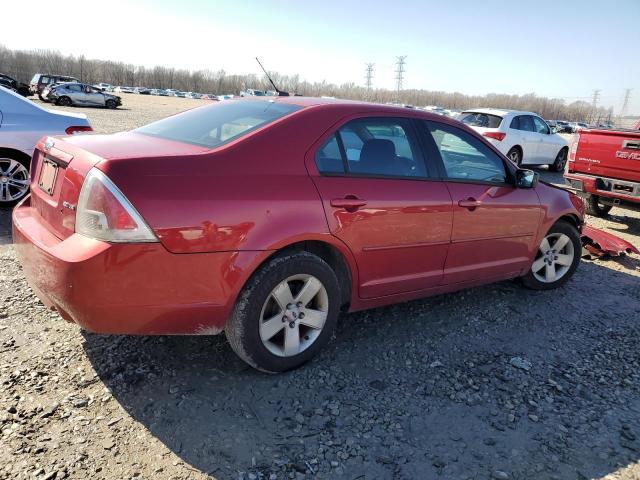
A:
[518, 115, 535, 132]
[426, 122, 507, 183]
[315, 134, 345, 174]
[533, 116, 549, 134]
[69, 85, 82, 92]
[41, 76, 50, 84]
[339, 118, 426, 178]
[459, 112, 503, 128]
[510, 116, 520, 130]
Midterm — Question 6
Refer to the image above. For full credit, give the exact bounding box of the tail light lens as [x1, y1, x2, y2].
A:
[568, 133, 580, 162]
[76, 168, 157, 243]
[483, 131, 506, 141]
[65, 126, 93, 135]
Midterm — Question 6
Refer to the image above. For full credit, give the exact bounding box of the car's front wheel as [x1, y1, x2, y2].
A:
[226, 251, 341, 373]
[506, 146, 522, 166]
[521, 220, 581, 290]
[551, 147, 568, 172]
[105, 99, 117, 109]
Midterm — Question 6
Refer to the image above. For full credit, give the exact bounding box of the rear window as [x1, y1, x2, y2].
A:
[459, 112, 503, 128]
[135, 100, 302, 148]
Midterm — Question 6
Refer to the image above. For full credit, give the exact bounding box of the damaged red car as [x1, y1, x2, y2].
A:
[13, 98, 586, 372]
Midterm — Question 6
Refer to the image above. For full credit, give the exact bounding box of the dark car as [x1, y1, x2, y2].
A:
[30, 73, 80, 99]
[0, 73, 29, 97]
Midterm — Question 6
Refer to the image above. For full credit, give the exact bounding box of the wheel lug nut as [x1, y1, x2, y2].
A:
[289, 322, 295, 328]
[298, 312, 305, 319]
[281, 316, 287, 322]
[296, 302, 303, 308]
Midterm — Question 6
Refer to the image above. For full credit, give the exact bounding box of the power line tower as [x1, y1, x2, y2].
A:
[590, 89, 601, 123]
[365, 63, 374, 90]
[395, 56, 407, 101]
[620, 88, 632, 117]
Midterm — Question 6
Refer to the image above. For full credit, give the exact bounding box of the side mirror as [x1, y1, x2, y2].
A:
[550, 127, 557, 134]
[516, 169, 538, 188]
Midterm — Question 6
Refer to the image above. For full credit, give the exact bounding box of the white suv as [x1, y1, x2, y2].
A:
[459, 108, 569, 171]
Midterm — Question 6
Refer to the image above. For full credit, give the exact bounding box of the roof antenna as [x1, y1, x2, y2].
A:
[256, 57, 290, 97]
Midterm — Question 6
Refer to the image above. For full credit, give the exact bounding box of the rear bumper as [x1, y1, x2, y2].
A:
[12, 197, 251, 335]
[564, 172, 640, 204]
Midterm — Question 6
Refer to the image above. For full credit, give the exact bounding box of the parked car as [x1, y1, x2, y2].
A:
[175, 91, 186, 98]
[459, 109, 569, 171]
[12, 97, 585, 372]
[93, 83, 113, 92]
[30, 74, 79, 99]
[555, 120, 573, 133]
[565, 127, 640, 216]
[47, 83, 122, 109]
[164, 89, 179, 96]
[634, 120, 640, 130]
[133, 87, 150, 95]
[240, 88, 267, 97]
[113, 86, 135, 93]
[0, 73, 29, 96]
[0, 86, 92, 207]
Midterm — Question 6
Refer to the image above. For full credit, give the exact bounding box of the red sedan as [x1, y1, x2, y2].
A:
[13, 98, 585, 372]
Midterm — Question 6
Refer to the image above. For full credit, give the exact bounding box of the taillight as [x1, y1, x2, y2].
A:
[76, 168, 157, 243]
[568, 133, 580, 162]
[483, 131, 506, 141]
[65, 126, 93, 135]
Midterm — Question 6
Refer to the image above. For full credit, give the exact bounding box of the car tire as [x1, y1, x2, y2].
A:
[105, 99, 117, 109]
[584, 194, 613, 217]
[551, 147, 568, 172]
[521, 220, 581, 290]
[38, 93, 46, 101]
[226, 251, 341, 373]
[0, 152, 31, 209]
[57, 96, 72, 107]
[506, 147, 523, 166]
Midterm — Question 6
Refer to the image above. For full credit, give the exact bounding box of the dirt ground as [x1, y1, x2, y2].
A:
[1, 95, 639, 480]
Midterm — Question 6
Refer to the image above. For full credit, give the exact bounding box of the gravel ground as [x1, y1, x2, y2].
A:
[1, 97, 640, 480]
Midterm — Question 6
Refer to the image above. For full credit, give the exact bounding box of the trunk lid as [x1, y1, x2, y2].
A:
[29, 132, 211, 240]
[571, 129, 640, 182]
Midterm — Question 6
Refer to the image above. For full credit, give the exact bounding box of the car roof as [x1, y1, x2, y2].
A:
[461, 107, 539, 117]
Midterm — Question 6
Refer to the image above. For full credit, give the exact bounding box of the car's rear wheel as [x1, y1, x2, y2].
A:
[226, 251, 341, 373]
[551, 147, 568, 172]
[105, 99, 117, 109]
[521, 220, 581, 290]
[57, 96, 72, 107]
[584, 194, 613, 217]
[506, 147, 522, 166]
[0, 155, 30, 208]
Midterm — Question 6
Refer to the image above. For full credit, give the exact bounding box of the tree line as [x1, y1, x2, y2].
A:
[0, 45, 614, 123]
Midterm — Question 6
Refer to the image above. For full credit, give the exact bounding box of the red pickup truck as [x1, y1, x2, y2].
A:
[565, 128, 640, 216]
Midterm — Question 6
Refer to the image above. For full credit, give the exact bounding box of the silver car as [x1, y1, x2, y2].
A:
[47, 83, 122, 109]
[0, 86, 92, 206]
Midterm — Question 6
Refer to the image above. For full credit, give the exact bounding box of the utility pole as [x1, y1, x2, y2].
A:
[364, 63, 374, 90]
[395, 55, 407, 102]
[620, 88, 632, 117]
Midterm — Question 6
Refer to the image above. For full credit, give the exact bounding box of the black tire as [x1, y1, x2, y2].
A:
[506, 146, 523, 166]
[57, 96, 72, 107]
[0, 152, 31, 209]
[584, 194, 613, 217]
[226, 251, 341, 373]
[521, 220, 581, 290]
[105, 99, 117, 109]
[551, 147, 568, 172]
[38, 93, 46, 101]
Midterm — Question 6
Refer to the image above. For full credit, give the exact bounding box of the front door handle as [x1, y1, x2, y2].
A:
[458, 198, 481, 211]
[330, 196, 367, 211]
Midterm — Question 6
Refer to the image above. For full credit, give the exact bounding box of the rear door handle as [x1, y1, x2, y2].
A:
[458, 198, 481, 210]
[330, 196, 367, 211]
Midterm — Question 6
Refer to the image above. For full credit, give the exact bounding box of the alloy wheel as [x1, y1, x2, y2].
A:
[259, 274, 329, 357]
[0, 158, 30, 203]
[531, 233, 575, 283]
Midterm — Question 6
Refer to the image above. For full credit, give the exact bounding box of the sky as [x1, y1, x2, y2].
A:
[3, 0, 639, 114]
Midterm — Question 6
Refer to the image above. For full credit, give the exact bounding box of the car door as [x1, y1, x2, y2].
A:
[67, 84, 85, 105]
[532, 116, 556, 163]
[307, 115, 453, 299]
[514, 115, 539, 164]
[86, 86, 106, 106]
[421, 120, 543, 284]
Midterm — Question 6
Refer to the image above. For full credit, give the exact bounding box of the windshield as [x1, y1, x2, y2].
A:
[135, 100, 302, 148]
[459, 112, 503, 128]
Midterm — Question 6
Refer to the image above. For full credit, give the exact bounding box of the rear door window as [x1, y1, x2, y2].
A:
[314, 117, 427, 178]
[518, 115, 535, 132]
[459, 112, 503, 128]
